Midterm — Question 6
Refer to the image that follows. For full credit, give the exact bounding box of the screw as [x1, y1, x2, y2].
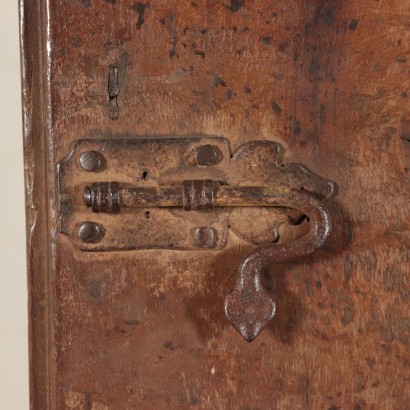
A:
[195, 145, 222, 166]
[192, 227, 217, 248]
[79, 151, 103, 172]
[78, 222, 104, 243]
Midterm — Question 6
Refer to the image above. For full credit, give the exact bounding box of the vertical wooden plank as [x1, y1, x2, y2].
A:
[20, 0, 55, 408]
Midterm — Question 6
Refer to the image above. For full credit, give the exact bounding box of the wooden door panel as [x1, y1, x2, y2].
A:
[21, 1, 409, 409]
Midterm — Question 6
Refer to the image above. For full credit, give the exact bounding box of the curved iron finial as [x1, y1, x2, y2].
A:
[224, 188, 331, 341]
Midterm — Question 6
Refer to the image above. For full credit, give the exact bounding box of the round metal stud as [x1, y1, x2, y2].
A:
[195, 145, 222, 166]
[79, 151, 103, 172]
[192, 227, 217, 248]
[78, 222, 104, 243]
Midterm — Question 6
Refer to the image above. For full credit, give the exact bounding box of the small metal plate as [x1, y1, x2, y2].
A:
[57, 136, 336, 252]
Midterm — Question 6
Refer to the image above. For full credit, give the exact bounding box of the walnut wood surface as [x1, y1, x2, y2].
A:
[21, 1, 410, 409]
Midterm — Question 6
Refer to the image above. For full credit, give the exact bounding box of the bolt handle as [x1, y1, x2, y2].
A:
[224, 188, 331, 341]
[82, 181, 331, 341]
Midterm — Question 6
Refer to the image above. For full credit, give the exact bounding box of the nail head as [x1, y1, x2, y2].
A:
[192, 227, 217, 248]
[80, 151, 103, 172]
[78, 222, 104, 243]
[195, 145, 222, 166]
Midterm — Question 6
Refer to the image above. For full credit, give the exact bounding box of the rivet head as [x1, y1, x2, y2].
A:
[79, 151, 103, 172]
[195, 145, 222, 166]
[192, 227, 217, 248]
[78, 222, 104, 243]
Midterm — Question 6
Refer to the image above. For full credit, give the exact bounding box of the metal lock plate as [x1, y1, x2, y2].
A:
[58, 135, 336, 340]
[58, 136, 336, 252]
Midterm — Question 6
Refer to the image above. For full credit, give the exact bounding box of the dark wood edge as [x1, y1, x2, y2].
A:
[19, 0, 55, 408]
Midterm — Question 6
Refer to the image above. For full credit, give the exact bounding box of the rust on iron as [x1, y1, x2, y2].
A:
[77, 221, 104, 244]
[59, 137, 335, 341]
[22, 0, 410, 407]
[79, 150, 103, 172]
[195, 144, 223, 166]
[83, 182, 120, 213]
[57, 137, 336, 252]
[225, 188, 331, 341]
[192, 227, 218, 249]
[81, 180, 331, 340]
[182, 179, 214, 211]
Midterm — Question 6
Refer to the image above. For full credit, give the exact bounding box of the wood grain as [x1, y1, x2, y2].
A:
[21, 0, 410, 409]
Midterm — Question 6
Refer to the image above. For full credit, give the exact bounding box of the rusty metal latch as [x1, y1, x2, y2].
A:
[58, 136, 336, 341]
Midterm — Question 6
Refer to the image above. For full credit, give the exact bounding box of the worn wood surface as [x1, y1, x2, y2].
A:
[21, 0, 410, 409]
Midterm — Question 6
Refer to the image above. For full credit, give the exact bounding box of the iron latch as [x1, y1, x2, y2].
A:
[58, 136, 336, 341]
